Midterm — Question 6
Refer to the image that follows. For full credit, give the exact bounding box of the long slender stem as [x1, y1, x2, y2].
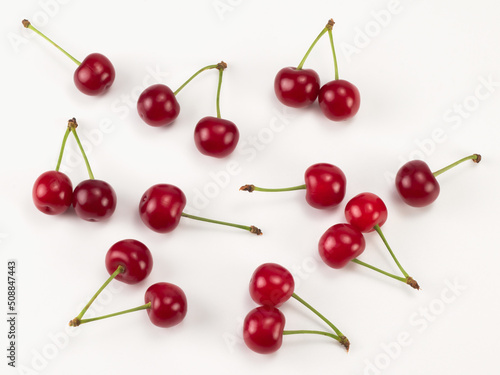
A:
[351, 259, 406, 283]
[68, 118, 94, 180]
[296, 19, 333, 70]
[283, 329, 339, 341]
[22, 20, 81, 65]
[55, 128, 71, 171]
[180, 213, 262, 235]
[70, 302, 151, 326]
[173, 64, 218, 96]
[432, 154, 481, 177]
[240, 184, 306, 193]
[373, 225, 408, 278]
[327, 29, 339, 80]
[216, 68, 223, 118]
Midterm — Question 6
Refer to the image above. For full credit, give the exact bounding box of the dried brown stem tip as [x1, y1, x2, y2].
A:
[239, 184, 255, 192]
[326, 18, 335, 30]
[473, 154, 482, 163]
[68, 318, 80, 327]
[406, 277, 420, 290]
[67, 117, 78, 130]
[250, 226, 262, 235]
[22, 19, 31, 28]
[216, 61, 227, 70]
[340, 336, 350, 352]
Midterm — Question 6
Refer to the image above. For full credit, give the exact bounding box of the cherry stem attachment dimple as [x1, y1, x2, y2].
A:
[296, 19, 333, 70]
[68, 118, 94, 180]
[215, 62, 227, 118]
[432, 154, 481, 177]
[351, 259, 419, 290]
[180, 212, 262, 235]
[69, 302, 151, 327]
[373, 224, 410, 278]
[55, 127, 71, 172]
[22, 20, 81, 66]
[239, 184, 306, 193]
[327, 28, 339, 80]
[173, 64, 219, 96]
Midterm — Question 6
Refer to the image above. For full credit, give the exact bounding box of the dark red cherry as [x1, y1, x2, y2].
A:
[318, 80, 360, 121]
[395, 160, 440, 207]
[105, 239, 153, 284]
[344, 192, 387, 233]
[73, 53, 115, 96]
[144, 282, 187, 328]
[194, 116, 239, 158]
[243, 306, 286, 354]
[249, 263, 295, 307]
[304, 163, 346, 209]
[318, 224, 366, 268]
[32, 171, 73, 215]
[137, 84, 180, 127]
[139, 184, 186, 233]
[274, 67, 320, 108]
[72, 179, 116, 221]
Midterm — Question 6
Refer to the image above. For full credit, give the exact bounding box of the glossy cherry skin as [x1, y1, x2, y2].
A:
[344, 192, 388, 233]
[137, 84, 180, 127]
[32, 171, 73, 215]
[304, 163, 346, 209]
[243, 306, 286, 354]
[318, 80, 360, 121]
[274, 67, 320, 108]
[144, 282, 187, 328]
[73, 53, 115, 96]
[194, 116, 240, 158]
[395, 160, 440, 207]
[318, 224, 366, 268]
[139, 184, 186, 233]
[105, 239, 153, 284]
[72, 179, 117, 221]
[249, 263, 295, 308]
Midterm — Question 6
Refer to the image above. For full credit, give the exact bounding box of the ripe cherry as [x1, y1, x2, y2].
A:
[243, 306, 285, 354]
[73, 179, 117, 221]
[144, 282, 188, 328]
[249, 263, 294, 307]
[194, 117, 239, 157]
[318, 224, 366, 269]
[22, 20, 115, 96]
[318, 80, 360, 121]
[240, 162, 346, 209]
[105, 239, 153, 284]
[344, 192, 387, 233]
[274, 67, 320, 108]
[395, 154, 481, 207]
[32, 171, 73, 215]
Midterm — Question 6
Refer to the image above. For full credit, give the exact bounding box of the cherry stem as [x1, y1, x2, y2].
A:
[432, 154, 481, 177]
[373, 224, 409, 278]
[296, 19, 333, 70]
[55, 127, 71, 172]
[327, 29, 339, 80]
[68, 118, 94, 180]
[180, 212, 262, 235]
[351, 259, 419, 290]
[71, 265, 124, 326]
[283, 330, 349, 351]
[239, 184, 306, 193]
[70, 302, 151, 327]
[22, 20, 81, 66]
[173, 64, 219, 96]
[215, 62, 227, 118]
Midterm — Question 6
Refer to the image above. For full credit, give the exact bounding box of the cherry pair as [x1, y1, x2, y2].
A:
[32, 118, 117, 221]
[240, 162, 346, 209]
[69, 239, 187, 328]
[22, 20, 115, 96]
[243, 263, 349, 354]
[319, 193, 419, 289]
[275, 19, 360, 121]
[137, 62, 239, 158]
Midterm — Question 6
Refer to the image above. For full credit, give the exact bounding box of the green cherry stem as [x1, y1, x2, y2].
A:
[68, 118, 94, 180]
[70, 265, 125, 327]
[173, 64, 219, 96]
[283, 330, 349, 351]
[351, 258, 420, 290]
[215, 62, 227, 119]
[22, 20, 81, 65]
[70, 302, 151, 327]
[296, 19, 334, 70]
[327, 28, 339, 80]
[180, 213, 262, 235]
[240, 184, 306, 193]
[373, 224, 410, 278]
[55, 127, 71, 172]
[432, 154, 481, 177]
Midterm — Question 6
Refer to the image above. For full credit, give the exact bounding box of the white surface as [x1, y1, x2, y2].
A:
[1, 0, 500, 374]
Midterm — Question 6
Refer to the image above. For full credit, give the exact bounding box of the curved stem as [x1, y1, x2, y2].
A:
[283, 329, 339, 341]
[327, 29, 339, 80]
[173, 64, 218, 96]
[181, 213, 262, 235]
[432, 154, 481, 177]
[296, 19, 333, 70]
[55, 127, 71, 171]
[68, 118, 94, 180]
[240, 184, 306, 193]
[216, 68, 223, 118]
[22, 20, 81, 65]
[70, 302, 151, 327]
[373, 225, 409, 278]
[351, 258, 406, 283]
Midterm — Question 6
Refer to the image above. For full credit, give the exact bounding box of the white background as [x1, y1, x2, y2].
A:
[1, 0, 500, 374]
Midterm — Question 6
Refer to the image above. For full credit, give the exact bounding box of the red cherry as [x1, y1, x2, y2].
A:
[139, 184, 186, 233]
[304, 163, 346, 209]
[194, 116, 239, 158]
[72, 179, 117, 221]
[318, 224, 366, 268]
[318, 80, 360, 121]
[144, 282, 187, 328]
[137, 84, 180, 127]
[249, 263, 295, 307]
[395, 160, 440, 207]
[32, 171, 73, 215]
[274, 67, 320, 108]
[105, 240, 153, 285]
[73, 53, 115, 96]
[344, 192, 387, 233]
[243, 306, 285, 354]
